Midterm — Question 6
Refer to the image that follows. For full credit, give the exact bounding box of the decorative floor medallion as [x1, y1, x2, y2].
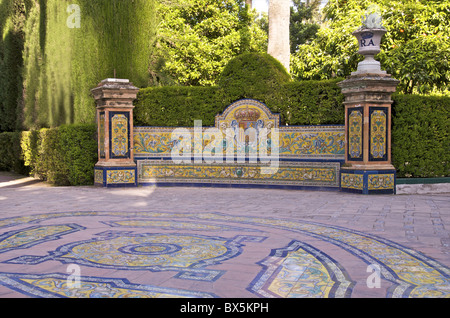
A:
[6, 231, 266, 282]
[0, 211, 448, 298]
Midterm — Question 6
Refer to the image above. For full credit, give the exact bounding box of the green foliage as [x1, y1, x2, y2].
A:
[0, 124, 97, 185]
[2, 0, 157, 132]
[290, 0, 320, 53]
[392, 94, 450, 178]
[291, 0, 450, 94]
[274, 79, 345, 125]
[0, 131, 28, 174]
[54, 124, 98, 185]
[218, 52, 291, 100]
[0, 0, 29, 132]
[378, 1, 450, 94]
[134, 54, 344, 128]
[155, 0, 267, 86]
[135, 86, 223, 127]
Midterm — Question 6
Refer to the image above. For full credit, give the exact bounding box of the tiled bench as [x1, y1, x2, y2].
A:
[133, 99, 345, 190]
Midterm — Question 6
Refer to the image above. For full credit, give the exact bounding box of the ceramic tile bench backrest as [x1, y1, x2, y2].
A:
[133, 99, 345, 190]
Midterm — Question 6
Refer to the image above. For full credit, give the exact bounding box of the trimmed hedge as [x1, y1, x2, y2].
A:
[0, 124, 97, 186]
[392, 94, 450, 178]
[135, 78, 345, 127]
[134, 86, 224, 127]
[218, 52, 291, 99]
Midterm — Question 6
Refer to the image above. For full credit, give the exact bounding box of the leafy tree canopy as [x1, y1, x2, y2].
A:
[290, 0, 320, 53]
[291, 0, 450, 94]
[154, 0, 267, 86]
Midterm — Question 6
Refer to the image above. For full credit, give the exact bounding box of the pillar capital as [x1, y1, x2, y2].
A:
[91, 78, 139, 110]
[338, 74, 399, 105]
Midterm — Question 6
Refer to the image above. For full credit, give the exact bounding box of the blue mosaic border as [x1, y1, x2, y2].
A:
[0, 224, 85, 254]
[0, 272, 218, 298]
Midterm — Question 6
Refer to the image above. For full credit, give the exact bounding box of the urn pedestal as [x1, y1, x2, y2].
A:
[339, 27, 399, 194]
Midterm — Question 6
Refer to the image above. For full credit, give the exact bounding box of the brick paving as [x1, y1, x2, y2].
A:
[0, 172, 449, 299]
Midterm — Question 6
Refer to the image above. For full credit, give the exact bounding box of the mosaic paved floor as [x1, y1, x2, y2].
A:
[0, 210, 448, 298]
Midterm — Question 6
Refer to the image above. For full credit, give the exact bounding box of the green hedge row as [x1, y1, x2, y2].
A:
[0, 124, 97, 185]
[392, 94, 449, 178]
[134, 78, 345, 127]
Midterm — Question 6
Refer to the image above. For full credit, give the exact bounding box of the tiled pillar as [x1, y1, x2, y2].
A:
[338, 26, 399, 194]
[338, 75, 399, 194]
[92, 79, 139, 187]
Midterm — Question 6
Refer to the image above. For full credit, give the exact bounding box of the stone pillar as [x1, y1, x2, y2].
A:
[92, 79, 139, 187]
[338, 21, 399, 194]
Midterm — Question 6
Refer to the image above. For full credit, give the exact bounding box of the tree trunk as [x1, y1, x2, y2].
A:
[245, 0, 252, 9]
[268, 0, 290, 73]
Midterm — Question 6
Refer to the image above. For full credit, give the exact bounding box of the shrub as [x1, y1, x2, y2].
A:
[134, 86, 223, 127]
[271, 79, 345, 125]
[134, 79, 345, 127]
[0, 124, 97, 186]
[218, 52, 291, 100]
[392, 94, 450, 178]
[0, 131, 28, 174]
[57, 124, 98, 186]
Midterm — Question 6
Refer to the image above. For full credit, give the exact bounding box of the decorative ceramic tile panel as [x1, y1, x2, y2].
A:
[134, 99, 345, 161]
[99, 112, 106, 158]
[369, 107, 388, 161]
[106, 169, 135, 185]
[110, 113, 129, 158]
[279, 127, 345, 160]
[341, 173, 364, 190]
[138, 160, 340, 188]
[215, 99, 280, 130]
[94, 169, 103, 185]
[347, 108, 363, 161]
[368, 173, 395, 190]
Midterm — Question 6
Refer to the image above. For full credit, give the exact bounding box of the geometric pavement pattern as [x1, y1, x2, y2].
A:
[0, 211, 449, 298]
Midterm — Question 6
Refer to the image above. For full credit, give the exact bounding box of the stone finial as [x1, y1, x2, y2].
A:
[351, 6, 387, 75]
[359, 5, 385, 30]
[361, 12, 384, 30]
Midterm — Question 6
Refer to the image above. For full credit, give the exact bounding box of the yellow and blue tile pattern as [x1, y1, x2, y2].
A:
[0, 211, 448, 298]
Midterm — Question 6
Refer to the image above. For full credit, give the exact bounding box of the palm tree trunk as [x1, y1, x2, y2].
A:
[268, 0, 290, 73]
